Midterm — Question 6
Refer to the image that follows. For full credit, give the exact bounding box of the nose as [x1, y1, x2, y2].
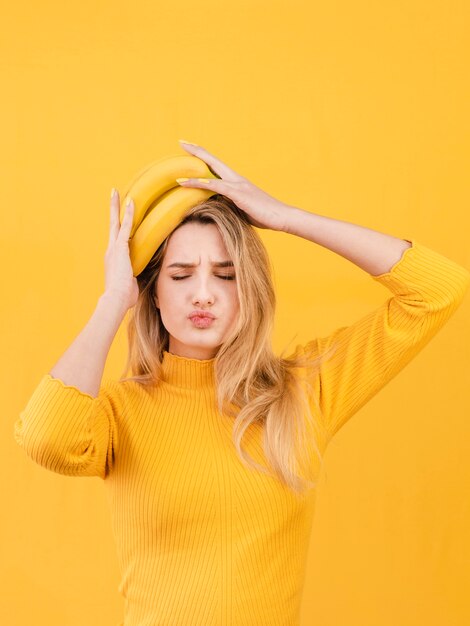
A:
[192, 275, 215, 305]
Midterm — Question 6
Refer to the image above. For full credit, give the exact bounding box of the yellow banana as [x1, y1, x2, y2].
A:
[120, 154, 219, 276]
[120, 154, 218, 239]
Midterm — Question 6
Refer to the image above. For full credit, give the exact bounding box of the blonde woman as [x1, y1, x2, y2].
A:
[14, 140, 470, 626]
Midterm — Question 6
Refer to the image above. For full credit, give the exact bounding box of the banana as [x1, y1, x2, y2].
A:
[119, 154, 218, 239]
[120, 154, 219, 276]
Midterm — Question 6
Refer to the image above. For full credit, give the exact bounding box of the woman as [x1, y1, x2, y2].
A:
[14, 140, 470, 626]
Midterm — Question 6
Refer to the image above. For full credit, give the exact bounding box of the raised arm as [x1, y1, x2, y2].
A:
[13, 188, 138, 479]
[283, 210, 470, 442]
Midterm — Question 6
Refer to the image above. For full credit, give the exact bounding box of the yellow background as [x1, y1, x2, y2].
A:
[2, 1, 469, 625]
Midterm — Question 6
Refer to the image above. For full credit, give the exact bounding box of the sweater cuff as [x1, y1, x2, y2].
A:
[370, 239, 470, 304]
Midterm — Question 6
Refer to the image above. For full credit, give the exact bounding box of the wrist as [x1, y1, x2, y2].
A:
[99, 291, 130, 317]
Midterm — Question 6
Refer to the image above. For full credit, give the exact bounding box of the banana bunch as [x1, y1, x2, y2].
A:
[119, 154, 219, 276]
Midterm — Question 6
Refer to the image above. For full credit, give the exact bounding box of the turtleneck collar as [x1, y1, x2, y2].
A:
[161, 350, 216, 389]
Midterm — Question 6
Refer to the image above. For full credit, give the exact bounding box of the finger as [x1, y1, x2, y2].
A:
[108, 188, 121, 246]
[117, 198, 134, 244]
[178, 140, 241, 181]
[176, 177, 232, 193]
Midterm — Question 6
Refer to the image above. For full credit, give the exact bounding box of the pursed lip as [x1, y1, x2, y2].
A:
[188, 310, 216, 320]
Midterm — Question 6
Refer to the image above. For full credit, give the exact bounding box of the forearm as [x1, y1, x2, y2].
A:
[283, 206, 412, 276]
[49, 293, 128, 398]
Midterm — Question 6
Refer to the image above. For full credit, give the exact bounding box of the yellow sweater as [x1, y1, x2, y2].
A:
[13, 240, 470, 626]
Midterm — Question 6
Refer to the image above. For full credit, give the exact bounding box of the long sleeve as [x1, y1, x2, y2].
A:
[13, 374, 121, 479]
[294, 239, 470, 443]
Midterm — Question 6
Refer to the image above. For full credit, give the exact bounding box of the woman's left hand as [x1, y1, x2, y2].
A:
[176, 141, 294, 232]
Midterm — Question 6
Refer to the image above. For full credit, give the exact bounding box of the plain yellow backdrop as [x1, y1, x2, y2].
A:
[2, 1, 469, 625]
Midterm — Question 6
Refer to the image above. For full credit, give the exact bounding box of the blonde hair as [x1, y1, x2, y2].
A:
[119, 194, 337, 496]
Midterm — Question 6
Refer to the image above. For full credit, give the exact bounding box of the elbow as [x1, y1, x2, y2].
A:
[13, 417, 100, 477]
[438, 270, 470, 313]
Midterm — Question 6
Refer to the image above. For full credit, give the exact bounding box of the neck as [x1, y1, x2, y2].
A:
[161, 350, 216, 389]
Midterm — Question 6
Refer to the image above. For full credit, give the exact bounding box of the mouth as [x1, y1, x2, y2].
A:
[188, 311, 216, 320]
[189, 316, 215, 328]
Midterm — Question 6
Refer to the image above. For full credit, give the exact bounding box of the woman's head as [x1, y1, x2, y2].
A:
[119, 193, 336, 495]
[126, 193, 276, 366]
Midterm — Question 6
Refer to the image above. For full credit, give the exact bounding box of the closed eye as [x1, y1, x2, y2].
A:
[172, 275, 235, 281]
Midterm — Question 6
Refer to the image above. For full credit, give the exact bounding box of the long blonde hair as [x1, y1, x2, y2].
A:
[119, 194, 337, 496]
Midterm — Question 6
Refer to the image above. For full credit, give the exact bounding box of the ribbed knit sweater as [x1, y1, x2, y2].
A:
[13, 240, 470, 626]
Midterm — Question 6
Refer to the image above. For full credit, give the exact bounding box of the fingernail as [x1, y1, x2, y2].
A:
[178, 139, 198, 146]
[197, 178, 210, 184]
[126, 197, 133, 207]
[110, 187, 117, 199]
[176, 178, 189, 183]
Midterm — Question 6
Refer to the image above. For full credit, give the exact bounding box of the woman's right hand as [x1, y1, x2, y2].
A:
[103, 189, 140, 311]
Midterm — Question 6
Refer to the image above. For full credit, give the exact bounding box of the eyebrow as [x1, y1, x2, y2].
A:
[166, 261, 234, 269]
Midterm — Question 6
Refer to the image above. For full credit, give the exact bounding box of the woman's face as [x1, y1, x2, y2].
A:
[154, 222, 240, 360]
